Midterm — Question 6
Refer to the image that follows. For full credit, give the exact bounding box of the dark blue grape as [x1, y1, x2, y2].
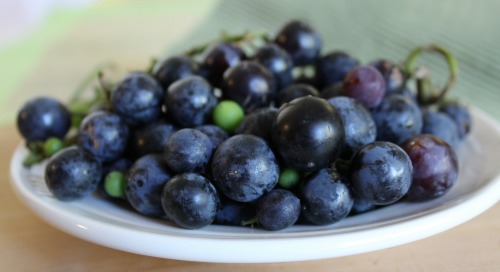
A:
[350, 141, 413, 205]
[276, 83, 320, 107]
[327, 96, 376, 158]
[422, 110, 460, 148]
[222, 61, 276, 113]
[195, 124, 229, 149]
[161, 173, 219, 229]
[343, 66, 386, 108]
[17, 97, 71, 142]
[320, 82, 344, 99]
[439, 102, 472, 139]
[272, 96, 344, 172]
[253, 43, 293, 90]
[202, 42, 245, 86]
[401, 134, 458, 201]
[214, 196, 256, 226]
[111, 71, 163, 126]
[316, 51, 359, 89]
[126, 154, 172, 217]
[78, 111, 129, 163]
[274, 20, 322, 66]
[164, 129, 213, 174]
[153, 56, 199, 90]
[45, 146, 102, 201]
[211, 135, 279, 202]
[370, 59, 405, 95]
[235, 107, 278, 144]
[256, 189, 300, 230]
[371, 94, 423, 144]
[129, 120, 178, 158]
[349, 196, 376, 215]
[298, 168, 353, 225]
[165, 76, 217, 127]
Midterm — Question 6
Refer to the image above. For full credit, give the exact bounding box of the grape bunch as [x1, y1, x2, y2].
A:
[16, 20, 471, 231]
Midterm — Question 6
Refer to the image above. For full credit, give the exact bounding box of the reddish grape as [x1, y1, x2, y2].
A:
[401, 134, 459, 201]
[343, 66, 386, 108]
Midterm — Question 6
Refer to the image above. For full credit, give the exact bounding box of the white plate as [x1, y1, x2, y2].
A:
[9, 107, 500, 263]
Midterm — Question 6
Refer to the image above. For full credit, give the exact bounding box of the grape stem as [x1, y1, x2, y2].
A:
[404, 44, 459, 105]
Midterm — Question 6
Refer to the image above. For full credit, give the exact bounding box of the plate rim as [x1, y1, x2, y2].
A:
[9, 107, 500, 263]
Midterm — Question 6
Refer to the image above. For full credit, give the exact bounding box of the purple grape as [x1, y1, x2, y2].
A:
[253, 43, 294, 90]
[202, 42, 245, 86]
[343, 66, 386, 108]
[274, 20, 322, 66]
[401, 134, 459, 201]
[222, 61, 276, 112]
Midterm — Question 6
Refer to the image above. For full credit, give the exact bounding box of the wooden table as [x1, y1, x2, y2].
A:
[0, 125, 499, 271]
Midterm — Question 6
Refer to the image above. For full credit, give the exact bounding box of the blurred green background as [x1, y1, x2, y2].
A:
[1, 0, 499, 125]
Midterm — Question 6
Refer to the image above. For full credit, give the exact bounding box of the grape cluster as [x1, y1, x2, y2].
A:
[16, 20, 471, 231]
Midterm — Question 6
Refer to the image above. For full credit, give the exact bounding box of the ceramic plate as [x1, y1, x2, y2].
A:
[10, 107, 500, 263]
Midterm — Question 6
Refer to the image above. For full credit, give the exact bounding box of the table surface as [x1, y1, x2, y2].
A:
[1, 126, 499, 271]
[1, 1, 500, 271]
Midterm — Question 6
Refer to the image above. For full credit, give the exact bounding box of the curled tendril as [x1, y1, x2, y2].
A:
[404, 44, 459, 105]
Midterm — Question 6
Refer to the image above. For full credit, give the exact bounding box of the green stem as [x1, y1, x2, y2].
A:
[404, 44, 459, 105]
[241, 216, 258, 227]
[69, 62, 112, 105]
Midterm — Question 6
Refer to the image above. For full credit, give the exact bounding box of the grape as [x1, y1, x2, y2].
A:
[126, 154, 172, 217]
[129, 120, 178, 158]
[211, 135, 279, 202]
[320, 82, 344, 99]
[439, 102, 472, 139]
[278, 167, 300, 189]
[222, 61, 276, 112]
[401, 134, 459, 201]
[161, 173, 219, 229]
[343, 66, 386, 108]
[253, 43, 293, 90]
[78, 111, 129, 163]
[274, 20, 322, 66]
[195, 124, 229, 149]
[370, 59, 405, 95]
[153, 56, 199, 90]
[298, 168, 353, 225]
[276, 83, 319, 107]
[327, 96, 377, 158]
[272, 96, 344, 172]
[422, 110, 460, 148]
[111, 71, 163, 126]
[371, 94, 423, 144]
[214, 196, 256, 226]
[42, 137, 64, 157]
[45, 146, 102, 201]
[256, 189, 300, 231]
[164, 128, 214, 174]
[17, 97, 71, 142]
[165, 76, 217, 127]
[234, 107, 277, 144]
[104, 171, 126, 198]
[212, 100, 245, 132]
[202, 42, 245, 86]
[350, 141, 413, 205]
[316, 51, 359, 89]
